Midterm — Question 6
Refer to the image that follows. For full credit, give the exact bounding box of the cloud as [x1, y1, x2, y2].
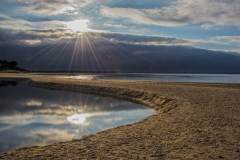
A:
[207, 48, 240, 55]
[0, 14, 12, 21]
[0, 29, 77, 46]
[232, 49, 240, 53]
[0, 18, 66, 30]
[2, 28, 236, 53]
[26, 100, 42, 106]
[214, 36, 240, 44]
[101, 0, 240, 28]
[201, 23, 215, 30]
[97, 32, 194, 46]
[0, 21, 103, 45]
[18, 39, 43, 45]
[233, 49, 240, 53]
[104, 23, 127, 28]
[15, 0, 94, 15]
[0, 29, 195, 47]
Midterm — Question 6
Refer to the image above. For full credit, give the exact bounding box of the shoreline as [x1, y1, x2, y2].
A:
[0, 73, 240, 159]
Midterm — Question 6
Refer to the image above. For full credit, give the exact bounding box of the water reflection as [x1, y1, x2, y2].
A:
[0, 81, 18, 87]
[0, 81, 155, 152]
[67, 113, 91, 124]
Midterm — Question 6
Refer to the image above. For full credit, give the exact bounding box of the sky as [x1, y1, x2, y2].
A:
[1, 0, 240, 71]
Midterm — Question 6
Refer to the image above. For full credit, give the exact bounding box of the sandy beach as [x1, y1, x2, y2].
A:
[0, 73, 239, 159]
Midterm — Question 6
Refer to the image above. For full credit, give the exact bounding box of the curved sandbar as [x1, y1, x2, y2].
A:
[0, 74, 240, 159]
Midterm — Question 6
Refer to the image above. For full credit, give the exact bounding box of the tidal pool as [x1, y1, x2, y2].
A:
[0, 81, 155, 152]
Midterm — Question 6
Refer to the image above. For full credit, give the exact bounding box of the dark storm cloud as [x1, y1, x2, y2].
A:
[0, 30, 193, 47]
[0, 29, 77, 46]
[96, 33, 192, 46]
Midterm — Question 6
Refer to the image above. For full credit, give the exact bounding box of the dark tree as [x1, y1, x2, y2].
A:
[0, 60, 8, 69]
[9, 61, 18, 68]
[0, 60, 27, 72]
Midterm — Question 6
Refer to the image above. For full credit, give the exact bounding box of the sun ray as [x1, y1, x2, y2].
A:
[27, 39, 66, 69]
[96, 33, 158, 72]
[82, 35, 96, 72]
[48, 38, 72, 69]
[56, 39, 75, 69]
[80, 34, 86, 71]
[87, 33, 112, 71]
[92, 34, 139, 71]
[68, 37, 80, 72]
[84, 34, 104, 72]
[20, 39, 63, 69]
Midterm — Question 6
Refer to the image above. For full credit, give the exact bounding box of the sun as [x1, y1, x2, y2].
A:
[64, 19, 91, 34]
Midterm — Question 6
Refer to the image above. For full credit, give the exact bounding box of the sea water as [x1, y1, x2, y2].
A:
[65, 73, 240, 83]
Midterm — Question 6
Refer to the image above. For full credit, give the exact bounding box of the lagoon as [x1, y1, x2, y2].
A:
[0, 81, 155, 152]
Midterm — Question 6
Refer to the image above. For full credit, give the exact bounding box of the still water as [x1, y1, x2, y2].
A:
[0, 81, 155, 152]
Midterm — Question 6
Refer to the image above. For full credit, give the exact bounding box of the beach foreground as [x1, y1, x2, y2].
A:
[0, 73, 240, 159]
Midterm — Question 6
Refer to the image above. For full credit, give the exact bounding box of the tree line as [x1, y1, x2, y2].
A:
[0, 60, 26, 71]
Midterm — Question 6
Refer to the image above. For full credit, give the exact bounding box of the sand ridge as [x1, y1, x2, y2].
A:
[0, 74, 240, 159]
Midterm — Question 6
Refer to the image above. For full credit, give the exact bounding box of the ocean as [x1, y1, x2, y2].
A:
[65, 73, 240, 83]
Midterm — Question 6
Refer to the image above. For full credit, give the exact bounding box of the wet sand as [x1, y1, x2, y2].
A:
[0, 73, 240, 159]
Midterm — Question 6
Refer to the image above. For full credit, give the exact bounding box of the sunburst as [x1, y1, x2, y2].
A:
[63, 19, 92, 34]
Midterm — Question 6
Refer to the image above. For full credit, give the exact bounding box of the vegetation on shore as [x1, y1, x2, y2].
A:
[0, 60, 28, 73]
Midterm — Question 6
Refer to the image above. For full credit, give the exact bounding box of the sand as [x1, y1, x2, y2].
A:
[0, 73, 240, 159]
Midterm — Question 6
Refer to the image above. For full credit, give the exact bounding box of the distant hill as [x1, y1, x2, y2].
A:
[0, 42, 240, 73]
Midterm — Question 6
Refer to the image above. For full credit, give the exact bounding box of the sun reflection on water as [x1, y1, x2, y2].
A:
[67, 113, 91, 124]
